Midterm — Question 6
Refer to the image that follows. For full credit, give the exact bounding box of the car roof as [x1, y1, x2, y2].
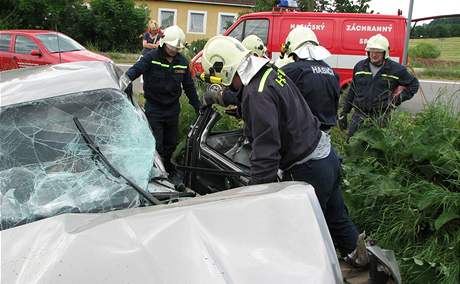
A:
[0, 29, 58, 35]
[0, 61, 122, 108]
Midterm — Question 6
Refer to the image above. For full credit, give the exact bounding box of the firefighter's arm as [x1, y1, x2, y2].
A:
[125, 53, 152, 81]
[183, 65, 201, 113]
[394, 66, 420, 103]
[247, 90, 281, 185]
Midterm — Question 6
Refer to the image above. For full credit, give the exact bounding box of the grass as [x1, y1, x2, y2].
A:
[104, 52, 140, 64]
[409, 37, 460, 80]
[409, 58, 460, 80]
[410, 37, 460, 62]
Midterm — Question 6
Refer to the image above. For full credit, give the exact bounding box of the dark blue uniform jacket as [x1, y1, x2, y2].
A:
[343, 58, 419, 114]
[240, 65, 322, 184]
[282, 60, 340, 130]
[126, 48, 200, 119]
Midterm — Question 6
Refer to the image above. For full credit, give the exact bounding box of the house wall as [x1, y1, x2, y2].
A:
[136, 1, 251, 42]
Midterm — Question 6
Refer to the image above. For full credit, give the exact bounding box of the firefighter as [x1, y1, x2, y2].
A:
[242, 35, 267, 57]
[214, 35, 269, 108]
[281, 26, 340, 132]
[339, 33, 419, 138]
[125, 25, 201, 175]
[201, 36, 367, 266]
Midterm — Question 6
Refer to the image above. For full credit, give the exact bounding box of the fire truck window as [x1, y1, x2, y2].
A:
[244, 19, 269, 45]
[228, 21, 244, 41]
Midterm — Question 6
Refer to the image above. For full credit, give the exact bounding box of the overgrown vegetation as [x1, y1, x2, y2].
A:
[339, 100, 460, 283]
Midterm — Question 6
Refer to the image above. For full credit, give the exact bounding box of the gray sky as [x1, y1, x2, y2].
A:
[369, 0, 460, 20]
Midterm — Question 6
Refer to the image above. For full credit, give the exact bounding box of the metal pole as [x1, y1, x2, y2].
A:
[403, 0, 415, 65]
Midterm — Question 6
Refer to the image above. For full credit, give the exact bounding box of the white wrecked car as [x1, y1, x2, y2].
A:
[0, 61, 343, 283]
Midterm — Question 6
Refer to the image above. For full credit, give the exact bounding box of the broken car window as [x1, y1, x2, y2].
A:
[0, 89, 158, 230]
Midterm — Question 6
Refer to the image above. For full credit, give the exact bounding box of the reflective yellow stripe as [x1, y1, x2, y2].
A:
[173, 65, 188, 69]
[152, 60, 170, 68]
[258, 68, 273, 92]
[381, 74, 399, 80]
[355, 71, 372, 76]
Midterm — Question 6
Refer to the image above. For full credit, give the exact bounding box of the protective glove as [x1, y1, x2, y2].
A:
[338, 113, 348, 130]
[202, 84, 225, 107]
[392, 85, 407, 106]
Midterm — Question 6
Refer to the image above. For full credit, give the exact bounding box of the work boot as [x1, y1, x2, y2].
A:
[344, 232, 369, 268]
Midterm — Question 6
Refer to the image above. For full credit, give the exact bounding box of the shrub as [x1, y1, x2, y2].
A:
[187, 39, 208, 57]
[410, 42, 441, 59]
[341, 100, 460, 283]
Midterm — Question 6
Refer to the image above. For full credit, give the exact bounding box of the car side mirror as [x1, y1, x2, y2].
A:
[30, 50, 42, 57]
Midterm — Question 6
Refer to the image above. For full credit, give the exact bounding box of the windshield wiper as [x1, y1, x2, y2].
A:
[73, 117, 161, 205]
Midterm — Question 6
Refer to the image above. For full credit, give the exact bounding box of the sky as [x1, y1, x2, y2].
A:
[369, 0, 460, 21]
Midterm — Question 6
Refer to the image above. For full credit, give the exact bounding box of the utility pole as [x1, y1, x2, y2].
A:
[403, 0, 415, 65]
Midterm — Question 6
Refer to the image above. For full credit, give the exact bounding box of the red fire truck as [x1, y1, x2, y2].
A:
[191, 11, 407, 90]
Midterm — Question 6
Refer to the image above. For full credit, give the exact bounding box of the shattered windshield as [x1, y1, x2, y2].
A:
[0, 89, 158, 230]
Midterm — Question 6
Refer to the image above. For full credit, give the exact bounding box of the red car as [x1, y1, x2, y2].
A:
[0, 30, 111, 71]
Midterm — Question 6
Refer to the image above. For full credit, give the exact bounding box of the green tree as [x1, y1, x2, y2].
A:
[333, 0, 372, 13]
[87, 0, 149, 52]
[252, 0, 276, 12]
[297, 0, 316, 11]
[315, 0, 373, 13]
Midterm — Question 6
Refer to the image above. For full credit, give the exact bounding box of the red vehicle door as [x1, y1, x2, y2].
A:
[12, 35, 48, 68]
[0, 33, 16, 71]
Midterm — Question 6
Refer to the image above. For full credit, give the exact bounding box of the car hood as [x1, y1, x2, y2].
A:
[1, 182, 342, 284]
[53, 49, 111, 62]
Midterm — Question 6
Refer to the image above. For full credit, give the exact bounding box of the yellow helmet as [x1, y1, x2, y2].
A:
[242, 35, 267, 57]
[159, 25, 186, 50]
[365, 34, 390, 59]
[202, 36, 251, 86]
[285, 26, 319, 55]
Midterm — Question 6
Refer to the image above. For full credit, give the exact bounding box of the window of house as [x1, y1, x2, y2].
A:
[217, 13, 237, 35]
[187, 10, 207, 34]
[158, 8, 177, 28]
[227, 19, 269, 45]
[0, 34, 11, 52]
[14, 36, 39, 54]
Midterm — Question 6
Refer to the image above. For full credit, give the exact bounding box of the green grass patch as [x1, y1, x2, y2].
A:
[104, 52, 140, 64]
[409, 58, 460, 80]
[410, 37, 460, 62]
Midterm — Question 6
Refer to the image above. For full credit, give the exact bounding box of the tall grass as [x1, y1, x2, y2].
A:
[340, 100, 460, 283]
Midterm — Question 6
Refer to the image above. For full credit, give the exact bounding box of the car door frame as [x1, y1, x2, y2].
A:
[0, 32, 17, 71]
[183, 108, 249, 194]
[12, 33, 49, 68]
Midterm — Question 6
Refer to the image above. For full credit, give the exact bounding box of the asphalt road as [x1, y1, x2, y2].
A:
[118, 64, 460, 113]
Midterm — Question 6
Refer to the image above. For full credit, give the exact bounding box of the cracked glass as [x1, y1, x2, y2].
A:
[1, 89, 158, 230]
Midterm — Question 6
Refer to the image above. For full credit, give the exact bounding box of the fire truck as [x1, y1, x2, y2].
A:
[191, 10, 407, 90]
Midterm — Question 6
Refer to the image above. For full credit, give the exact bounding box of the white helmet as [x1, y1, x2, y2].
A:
[159, 25, 186, 50]
[202, 36, 251, 86]
[242, 35, 267, 57]
[365, 34, 390, 59]
[284, 26, 319, 55]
